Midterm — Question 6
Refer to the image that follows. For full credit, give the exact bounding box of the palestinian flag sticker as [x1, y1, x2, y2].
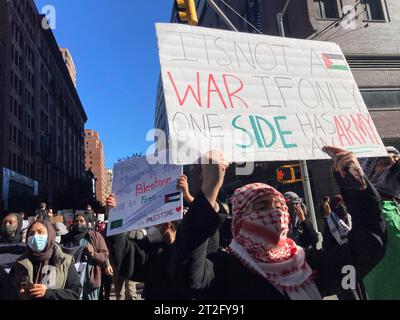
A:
[322, 53, 349, 71]
[164, 192, 181, 204]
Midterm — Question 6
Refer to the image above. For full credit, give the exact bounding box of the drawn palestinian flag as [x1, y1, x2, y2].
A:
[322, 53, 349, 71]
[110, 219, 123, 230]
[164, 192, 181, 204]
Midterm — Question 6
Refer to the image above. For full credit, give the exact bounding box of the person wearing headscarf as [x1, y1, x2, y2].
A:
[283, 192, 318, 249]
[9, 220, 81, 300]
[323, 195, 353, 249]
[0, 213, 23, 244]
[360, 146, 400, 300]
[170, 148, 386, 300]
[61, 213, 109, 300]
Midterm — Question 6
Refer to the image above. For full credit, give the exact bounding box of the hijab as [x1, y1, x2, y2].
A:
[61, 213, 89, 246]
[26, 220, 56, 263]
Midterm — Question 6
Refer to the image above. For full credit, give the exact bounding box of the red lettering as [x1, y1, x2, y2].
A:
[339, 115, 363, 144]
[333, 116, 351, 146]
[223, 74, 249, 109]
[358, 113, 380, 144]
[350, 114, 370, 143]
[207, 74, 228, 109]
[167, 71, 202, 107]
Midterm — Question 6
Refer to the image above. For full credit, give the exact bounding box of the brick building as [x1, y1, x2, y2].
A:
[84, 130, 106, 205]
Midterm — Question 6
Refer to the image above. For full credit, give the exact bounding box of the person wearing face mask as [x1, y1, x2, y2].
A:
[323, 195, 352, 250]
[60, 213, 109, 300]
[170, 148, 386, 300]
[106, 209, 186, 300]
[0, 213, 23, 244]
[360, 146, 400, 300]
[9, 220, 81, 300]
[283, 192, 319, 249]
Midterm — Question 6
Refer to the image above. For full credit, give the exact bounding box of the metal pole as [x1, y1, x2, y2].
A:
[206, 0, 238, 32]
[277, 1, 323, 248]
[277, 13, 285, 37]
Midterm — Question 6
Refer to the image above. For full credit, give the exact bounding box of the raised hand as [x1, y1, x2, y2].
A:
[322, 146, 366, 189]
[293, 203, 306, 222]
[200, 150, 229, 209]
[177, 175, 194, 203]
[106, 194, 116, 209]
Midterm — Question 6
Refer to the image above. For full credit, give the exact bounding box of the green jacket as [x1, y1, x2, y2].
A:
[364, 200, 400, 300]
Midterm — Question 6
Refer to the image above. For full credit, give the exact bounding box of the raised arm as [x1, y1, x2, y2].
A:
[307, 147, 386, 296]
[170, 151, 228, 293]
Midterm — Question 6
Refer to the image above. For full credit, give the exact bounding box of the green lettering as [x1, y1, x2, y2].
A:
[274, 116, 297, 149]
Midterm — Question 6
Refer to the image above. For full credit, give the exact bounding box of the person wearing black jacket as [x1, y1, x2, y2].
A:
[284, 192, 319, 249]
[35, 203, 50, 222]
[170, 148, 386, 300]
[106, 195, 226, 300]
[108, 221, 184, 299]
[10, 220, 81, 300]
[0, 266, 19, 300]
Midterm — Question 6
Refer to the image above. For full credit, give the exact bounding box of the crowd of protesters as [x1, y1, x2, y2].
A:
[0, 145, 399, 300]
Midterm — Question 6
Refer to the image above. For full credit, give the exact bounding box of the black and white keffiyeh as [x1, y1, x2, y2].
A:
[327, 212, 352, 246]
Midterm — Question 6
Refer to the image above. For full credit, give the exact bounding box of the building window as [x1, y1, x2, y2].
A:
[362, 0, 387, 21]
[314, 0, 339, 19]
[361, 89, 400, 110]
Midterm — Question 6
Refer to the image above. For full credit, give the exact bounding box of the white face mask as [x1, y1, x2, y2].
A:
[147, 226, 163, 243]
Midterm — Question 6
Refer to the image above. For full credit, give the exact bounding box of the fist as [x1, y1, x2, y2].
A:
[106, 194, 116, 209]
[201, 150, 229, 191]
[177, 175, 189, 194]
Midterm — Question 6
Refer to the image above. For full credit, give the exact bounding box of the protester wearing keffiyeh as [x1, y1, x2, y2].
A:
[227, 183, 321, 300]
[360, 146, 400, 199]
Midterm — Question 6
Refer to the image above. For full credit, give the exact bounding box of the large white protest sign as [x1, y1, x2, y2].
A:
[156, 23, 387, 164]
[106, 154, 183, 236]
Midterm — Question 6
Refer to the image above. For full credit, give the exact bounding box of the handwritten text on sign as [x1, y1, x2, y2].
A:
[156, 23, 386, 164]
[106, 154, 183, 236]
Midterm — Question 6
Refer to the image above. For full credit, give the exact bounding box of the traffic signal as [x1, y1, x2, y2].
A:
[277, 164, 302, 184]
[176, 0, 198, 25]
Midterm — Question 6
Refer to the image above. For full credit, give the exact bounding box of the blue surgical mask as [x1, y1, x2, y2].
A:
[27, 235, 48, 252]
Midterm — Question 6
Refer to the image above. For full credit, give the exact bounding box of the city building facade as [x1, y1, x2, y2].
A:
[84, 129, 106, 205]
[0, 0, 88, 213]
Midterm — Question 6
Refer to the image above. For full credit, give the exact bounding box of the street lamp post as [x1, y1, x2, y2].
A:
[277, 0, 322, 249]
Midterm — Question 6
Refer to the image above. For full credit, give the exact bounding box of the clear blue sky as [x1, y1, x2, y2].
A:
[34, 0, 173, 168]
